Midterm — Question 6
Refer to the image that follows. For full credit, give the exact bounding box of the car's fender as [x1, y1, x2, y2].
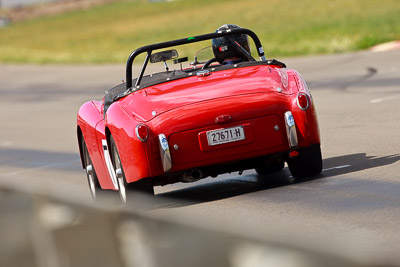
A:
[77, 101, 100, 168]
[289, 70, 321, 147]
[105, 102, 151, 184]
[77, 101, 115, 189]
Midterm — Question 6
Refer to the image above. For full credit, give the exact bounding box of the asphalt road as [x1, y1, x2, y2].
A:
[1, 49, 400, 264]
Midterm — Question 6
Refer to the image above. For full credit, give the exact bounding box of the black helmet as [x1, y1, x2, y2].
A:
[212, 24, 251, 64]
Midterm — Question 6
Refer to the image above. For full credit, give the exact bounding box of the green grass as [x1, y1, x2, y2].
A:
[0, 0, 399, 64]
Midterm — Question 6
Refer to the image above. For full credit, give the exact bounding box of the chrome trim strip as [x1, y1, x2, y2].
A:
[197, 70, 210, 77]
[284, 111, 298, 148]
[102, 139, 119, 189]
[158, 134, 172, 172]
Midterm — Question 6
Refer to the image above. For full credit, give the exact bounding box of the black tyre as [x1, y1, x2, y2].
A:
[255, 158, 285, 175]
[109, 135, 154, 204]
[81, 137, 103, 200]
[287, 144, 322, 179]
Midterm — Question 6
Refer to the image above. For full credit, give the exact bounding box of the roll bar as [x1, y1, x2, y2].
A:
[125, 28, 266, 90]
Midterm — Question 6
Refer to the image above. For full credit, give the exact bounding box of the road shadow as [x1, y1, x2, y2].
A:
[153, 153, 400, 209]
[319, 152, 400, 179]
[2, 148, 399, 210]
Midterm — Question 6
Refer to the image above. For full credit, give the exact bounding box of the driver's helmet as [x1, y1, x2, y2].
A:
[212, 24, 251, 64]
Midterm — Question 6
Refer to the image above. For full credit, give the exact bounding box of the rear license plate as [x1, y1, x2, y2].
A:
[206, 126, 245, 146]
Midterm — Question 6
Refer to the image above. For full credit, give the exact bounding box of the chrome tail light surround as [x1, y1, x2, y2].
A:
[158, 134, 172, 172]
[135, 123, 149, 142]
[284, 111, 298, 148]
[296, 93, 309, 111]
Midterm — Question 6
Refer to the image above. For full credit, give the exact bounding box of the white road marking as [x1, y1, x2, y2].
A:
[0, 161, 78, 177]
[370, 95, 400, 104]
[322, 165, 351, 172]
[0, 141, 12, 147]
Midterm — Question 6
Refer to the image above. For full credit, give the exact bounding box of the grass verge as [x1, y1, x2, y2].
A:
[0, 0, 399, 64]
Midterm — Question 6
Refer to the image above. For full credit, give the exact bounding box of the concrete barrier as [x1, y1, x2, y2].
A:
[0, 186, 369, 267]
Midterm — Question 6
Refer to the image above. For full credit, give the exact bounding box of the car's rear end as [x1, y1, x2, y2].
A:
[147, 93, 291, 184]
[123, 65, 318, 185]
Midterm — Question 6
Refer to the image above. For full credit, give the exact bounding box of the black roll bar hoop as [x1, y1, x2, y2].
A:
[125, 28, 266, 90]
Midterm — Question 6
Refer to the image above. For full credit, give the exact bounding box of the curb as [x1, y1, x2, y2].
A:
[370, 41, 400, 52]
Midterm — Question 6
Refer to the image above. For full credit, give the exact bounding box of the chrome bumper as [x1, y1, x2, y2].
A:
[284, 111, 298, 148]
[158, 134, 172, 172]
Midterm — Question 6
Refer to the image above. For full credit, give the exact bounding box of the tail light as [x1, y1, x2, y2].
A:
[135, 123, 149, 141]
[297, 93, 309, 110]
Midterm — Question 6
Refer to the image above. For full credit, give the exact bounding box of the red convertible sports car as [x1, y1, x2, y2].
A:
[77, 25, 322, 202]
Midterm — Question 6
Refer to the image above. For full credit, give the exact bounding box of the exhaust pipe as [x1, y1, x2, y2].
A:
[192, 169, 203, 179]
[181, 169, 204, 183]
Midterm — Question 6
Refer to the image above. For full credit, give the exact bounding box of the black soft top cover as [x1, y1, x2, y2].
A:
[103, 60, 286, 117]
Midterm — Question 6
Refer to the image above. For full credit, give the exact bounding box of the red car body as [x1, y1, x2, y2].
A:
[77, 28, 322, 201]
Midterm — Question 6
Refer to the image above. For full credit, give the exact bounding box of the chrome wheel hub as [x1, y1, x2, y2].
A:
[86, 164, 96, 199]
[116, 168, 126, 203]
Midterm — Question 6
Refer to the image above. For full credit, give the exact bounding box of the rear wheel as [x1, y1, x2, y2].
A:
[109, 135, 154, 204]
[81, 137, 102, 200]
[287, 144, 322, 179]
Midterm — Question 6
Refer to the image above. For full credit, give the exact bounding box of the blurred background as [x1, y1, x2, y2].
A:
[0, 0, 399, 63]
[1, 0, 55, 8]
